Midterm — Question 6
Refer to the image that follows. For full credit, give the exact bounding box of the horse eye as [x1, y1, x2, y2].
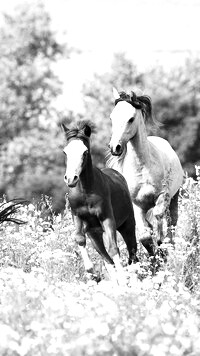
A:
[128, 117, 134, 124]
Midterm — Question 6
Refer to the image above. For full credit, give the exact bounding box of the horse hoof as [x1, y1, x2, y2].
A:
[86, 271, 101, 283]
[91, 273, 101, 283]
[128, 256, 139, 264]
[86, 267, 94, 274]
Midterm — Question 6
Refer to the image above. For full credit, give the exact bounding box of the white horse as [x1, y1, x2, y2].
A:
[107, 88, 183, 256]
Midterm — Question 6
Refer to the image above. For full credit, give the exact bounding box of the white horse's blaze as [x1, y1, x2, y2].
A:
[109, 102, 137, 151]
[63, 139, 87, 184]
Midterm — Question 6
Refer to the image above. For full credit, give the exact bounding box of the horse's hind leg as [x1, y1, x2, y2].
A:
[133, 205, 155, 256]
[168, 189, 179, 243]
[169, 190, 179, 226]
[87, 227, 117, 280]
[117, 217, 138, 265]
[88, 228, 124, 283]
[87, 228, 114, 265]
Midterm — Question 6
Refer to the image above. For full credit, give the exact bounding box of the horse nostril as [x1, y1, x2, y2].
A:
[116, 144, 121, 153]
[67, 175, 79, 187]
[64, 175, 67, 181]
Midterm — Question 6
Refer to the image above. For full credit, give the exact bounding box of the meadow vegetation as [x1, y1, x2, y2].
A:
[0, 171, 200, 356]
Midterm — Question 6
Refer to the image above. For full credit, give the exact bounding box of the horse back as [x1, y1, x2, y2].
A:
[147, 136, 183, 197]
[101, 167, 129, 191]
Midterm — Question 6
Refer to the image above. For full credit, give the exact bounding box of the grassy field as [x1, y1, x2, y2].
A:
[0, 172, 200, 356]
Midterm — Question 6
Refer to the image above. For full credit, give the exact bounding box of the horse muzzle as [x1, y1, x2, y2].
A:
[110, 142, 124, 156]
[64, 175, 79, 187]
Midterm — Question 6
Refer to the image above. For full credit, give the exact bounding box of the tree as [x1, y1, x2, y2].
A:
[0, 1, 70, 211]
[0, 129, 66, 212]
[0, 1, 65, 144]
[148, 58, 200, 175]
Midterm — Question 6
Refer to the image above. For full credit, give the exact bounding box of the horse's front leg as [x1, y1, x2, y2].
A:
[73, 216, 93, 273]
[86, 226, 117, 283]
[133, 204, 155, 256]
[101, 217, 125, 284]
[153, 191, 170, 244]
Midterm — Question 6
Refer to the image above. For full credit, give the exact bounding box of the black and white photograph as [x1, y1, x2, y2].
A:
[0, 1, 200, 355]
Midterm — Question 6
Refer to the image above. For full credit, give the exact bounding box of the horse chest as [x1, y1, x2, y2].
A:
[126, 177, 158, 211]
[122, 161, 162, 209]
[134, 185, 156, 210]
[69, 192, 103, 219]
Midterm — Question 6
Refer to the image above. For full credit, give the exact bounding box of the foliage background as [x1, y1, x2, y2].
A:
[0, 1, 200, 212]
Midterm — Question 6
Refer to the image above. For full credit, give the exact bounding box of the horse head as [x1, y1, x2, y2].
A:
[62, 120, 94, 187]
[109, 88, 152, 156]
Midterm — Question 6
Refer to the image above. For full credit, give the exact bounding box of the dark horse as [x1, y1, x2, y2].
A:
[62, 120, 138, 283]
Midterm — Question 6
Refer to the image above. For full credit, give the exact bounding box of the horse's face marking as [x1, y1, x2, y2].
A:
[63, 139, 88, 187]
[109, 101, 139, 156]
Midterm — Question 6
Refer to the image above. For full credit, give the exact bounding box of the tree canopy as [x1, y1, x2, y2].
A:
[0, 1, 64, 144]
[0, 1, 68, 211]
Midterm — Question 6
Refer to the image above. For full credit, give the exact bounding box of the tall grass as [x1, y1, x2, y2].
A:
[0, 172, 200, 356]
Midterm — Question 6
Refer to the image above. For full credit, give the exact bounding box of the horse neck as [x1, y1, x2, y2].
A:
[79, 152, 94, 192]
[127, 116, 150, 171]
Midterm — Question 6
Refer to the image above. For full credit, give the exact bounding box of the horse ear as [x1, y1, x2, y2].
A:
[61, 123, 69, 133]
[113, 87, 120, 100]
[134, 88, 144, 96]
[84, 125, 91, 137]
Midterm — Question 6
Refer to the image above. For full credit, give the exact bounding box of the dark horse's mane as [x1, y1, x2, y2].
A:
[115, 91, 153, 123]
[64, 120, 96, 143]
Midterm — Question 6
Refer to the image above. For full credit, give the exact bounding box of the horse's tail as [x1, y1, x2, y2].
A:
[0, 198, 28, 224]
